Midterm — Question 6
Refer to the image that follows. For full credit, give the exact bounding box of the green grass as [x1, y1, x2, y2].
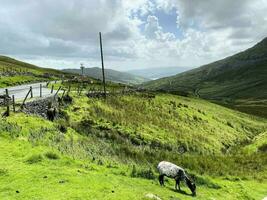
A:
[1, 89, 267, 199]
[66, 93, 267, 155]
[0, 133, 267, 200]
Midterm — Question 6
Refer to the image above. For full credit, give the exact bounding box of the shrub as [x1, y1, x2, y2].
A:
[45, 151, 60, 160]
[258, 143, 267, 152]
[227, 121, 234, 128]
[26, 154, 43, 164]
[56, 119, 69, 133]
[194, 174, 221, 189]
[0, 168, 8, 176]
[131, 165, 156, 180]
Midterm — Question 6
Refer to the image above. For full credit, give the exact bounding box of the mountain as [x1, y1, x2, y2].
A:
[143, 37, 267, 117]
[127, 66, 192, 80]
[63, 67, 150, 85]
[0, 55, 72, 87]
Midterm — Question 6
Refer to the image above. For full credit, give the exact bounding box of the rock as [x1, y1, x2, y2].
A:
[144, 193, 162, 200]
[169, 196, 181, 200]
[59, 180, 66, 184]
[22, 97, 59, 120]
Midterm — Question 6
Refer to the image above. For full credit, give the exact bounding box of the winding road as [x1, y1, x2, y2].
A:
[0, 81, 58, 100]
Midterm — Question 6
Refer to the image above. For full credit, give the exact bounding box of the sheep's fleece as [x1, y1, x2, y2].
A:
[157, 161, 185, 178]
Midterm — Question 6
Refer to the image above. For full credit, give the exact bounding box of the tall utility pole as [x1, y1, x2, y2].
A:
[80, 63, 85, 76]
[99, 32, 106, 98]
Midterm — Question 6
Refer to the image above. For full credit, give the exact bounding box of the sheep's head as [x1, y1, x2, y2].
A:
[186, 178, 196, 196]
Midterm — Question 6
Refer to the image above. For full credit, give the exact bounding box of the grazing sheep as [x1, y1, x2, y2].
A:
[157, 161, 196, 196]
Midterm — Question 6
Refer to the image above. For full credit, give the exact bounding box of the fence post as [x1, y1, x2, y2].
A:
[77, 85, 80, 94]
[54, 86, 62, 99]
[40, 84, 42, 97]
[5, 89, 9, 96]
[67, 85, 71, 95]
[30, 86, 33, 98]
[6, 104, 10, 117]
[21, 88, 32, 109]
[79, 87, 83, 96]
[62, 90, 66, 97]
[12, 95, 15, 112]
[51, 85, 54, 94]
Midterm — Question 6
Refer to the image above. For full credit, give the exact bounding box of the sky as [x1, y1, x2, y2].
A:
[0, 0, 267, 71]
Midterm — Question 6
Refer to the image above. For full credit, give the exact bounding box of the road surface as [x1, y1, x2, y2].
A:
[0, 81, 58, 100]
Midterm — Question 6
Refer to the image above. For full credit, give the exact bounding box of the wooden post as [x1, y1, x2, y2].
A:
[21, 88, 32, 108]
[6, 104, 10, 117]
[40, 84, 42, 97]
[79, 86, 83, 96]
[62, 90, 66, 98]
[77, 85, 80, 94]
[5, 89, 8, 97]
[54, 86, 62, 98]
[99, 32, 106, 98]
[30, 86, 33, 98]
[67, 85, 71, 94]
[12, 95, 15, 112]
[51, 85, 54, 94]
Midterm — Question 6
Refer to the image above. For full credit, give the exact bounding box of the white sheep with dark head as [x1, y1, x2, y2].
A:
[157, 161, 196, 196]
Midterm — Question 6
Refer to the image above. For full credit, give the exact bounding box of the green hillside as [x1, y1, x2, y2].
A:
[143, 37, 267, 117]
[1, 87, 267, 199]
[0, 55, 72, 87]
[63, 67, 150, 85]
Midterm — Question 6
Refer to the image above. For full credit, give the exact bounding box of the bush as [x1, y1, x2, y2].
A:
[194, 175, 221, 189]
[45, 151, 60, 160]
[0, 168, 8, 176]
[131, 165, 156, 180]
[56, 119, 69, 133]
[258, 143, 267, 152]
[26, 154, 43, 164]
[227, 121, 234, 128]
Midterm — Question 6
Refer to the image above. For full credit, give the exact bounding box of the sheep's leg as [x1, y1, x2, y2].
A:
[159, 175, 164, 186]
[175, 179, 181, 191]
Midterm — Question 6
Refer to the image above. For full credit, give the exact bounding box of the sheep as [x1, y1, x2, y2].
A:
[157, 161, 196, 196]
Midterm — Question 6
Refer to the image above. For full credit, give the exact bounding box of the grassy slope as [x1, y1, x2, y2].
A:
[143, 37, 267, 117]
[0, 113, 266, 200]
[1, 90, 267, 199]
[1, 138, 267, 200]
[63, 67, 150, 85]
[0, 56, 71, 87]
[66, 94, 267, 155]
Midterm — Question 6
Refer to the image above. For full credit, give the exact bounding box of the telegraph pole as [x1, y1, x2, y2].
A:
[99, 32, 106, 98]
[80, 63, 85, 76]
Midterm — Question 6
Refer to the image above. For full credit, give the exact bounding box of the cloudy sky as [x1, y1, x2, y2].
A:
[0, 0, 267, 71]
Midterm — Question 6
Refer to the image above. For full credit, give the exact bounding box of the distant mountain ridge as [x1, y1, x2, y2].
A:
[127, 66, 192, 80]
[63, 67, 149, 85]
[143, 37, 267, 117]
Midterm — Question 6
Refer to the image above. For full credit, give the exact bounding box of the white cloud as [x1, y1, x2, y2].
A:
[0, 0, 266, 70]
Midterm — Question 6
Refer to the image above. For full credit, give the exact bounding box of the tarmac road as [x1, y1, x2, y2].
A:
[0, 81, 58, 100]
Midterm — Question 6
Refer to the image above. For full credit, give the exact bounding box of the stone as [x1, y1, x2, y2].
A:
[144, 193, 162, 200]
